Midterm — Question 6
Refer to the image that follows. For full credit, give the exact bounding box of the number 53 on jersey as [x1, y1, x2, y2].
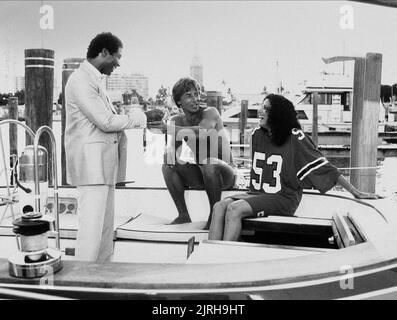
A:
[251, 151, 283, 194]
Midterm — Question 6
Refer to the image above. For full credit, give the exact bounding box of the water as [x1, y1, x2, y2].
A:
[329, 157, 397, 201]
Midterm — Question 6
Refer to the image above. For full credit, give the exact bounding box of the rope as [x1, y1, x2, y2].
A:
[233, 159, 380, 171]
[337, 166, 380, 170]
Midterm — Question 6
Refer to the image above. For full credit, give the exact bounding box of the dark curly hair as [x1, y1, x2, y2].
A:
[172, 77, 201, 106]
[265, 94, 302, 146]
[86, 32, 123, 59]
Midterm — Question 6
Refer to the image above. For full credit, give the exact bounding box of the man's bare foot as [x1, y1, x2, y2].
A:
[168, 217, 191, 225]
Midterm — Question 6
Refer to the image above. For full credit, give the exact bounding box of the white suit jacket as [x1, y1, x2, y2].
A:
[65, 60, 146, 186]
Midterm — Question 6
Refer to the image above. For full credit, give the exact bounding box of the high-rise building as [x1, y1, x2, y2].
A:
[15, 76, 25, 92]
[106, 72, 149, 99]
[190, 55, 203, 88]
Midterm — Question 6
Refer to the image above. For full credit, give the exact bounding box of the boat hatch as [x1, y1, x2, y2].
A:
[240, 212, 365, 249]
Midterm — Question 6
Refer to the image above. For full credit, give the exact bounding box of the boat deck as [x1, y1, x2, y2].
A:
[1, 189, 397, 299]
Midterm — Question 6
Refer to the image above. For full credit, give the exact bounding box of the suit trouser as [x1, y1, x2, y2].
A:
[75, 185, 115, 262]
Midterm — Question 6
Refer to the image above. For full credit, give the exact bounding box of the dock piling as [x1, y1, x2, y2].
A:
[24, 48, 54, 184]
[322, 53, 382, 193]
[7, 97, 18, 184]
[350, 53, 382, 193]
[312, 92, 319, 148]
[240, 100, 248, 158]
[206, 91, 223, 115]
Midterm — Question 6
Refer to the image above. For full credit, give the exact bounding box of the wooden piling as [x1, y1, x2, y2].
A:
[322, 53, 382, 193]
[24, 48, 54, 184]
[312, 92, 319, 147]
[206, 91, 223, 114]
[61, 58, 84, 185]
[350, 53, 382, 193]
[239, 100, 248, 158]
[7, 97, 18, 184]
[216, 96, 223, 115]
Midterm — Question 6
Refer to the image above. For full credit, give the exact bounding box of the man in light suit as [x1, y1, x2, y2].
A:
[65, 32, 147, 262]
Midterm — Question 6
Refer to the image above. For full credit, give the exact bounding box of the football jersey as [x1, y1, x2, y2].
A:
[249, 127, 341, 204]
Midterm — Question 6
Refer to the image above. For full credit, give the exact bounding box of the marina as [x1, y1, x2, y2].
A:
[1, 0, 397, 302]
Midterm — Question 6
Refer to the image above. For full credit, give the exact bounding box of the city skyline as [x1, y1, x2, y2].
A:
[1, 1, 397, 99]
[106, 72, 149, 100]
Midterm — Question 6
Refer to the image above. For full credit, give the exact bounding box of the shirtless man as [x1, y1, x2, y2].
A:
[158, 77, 236, 229]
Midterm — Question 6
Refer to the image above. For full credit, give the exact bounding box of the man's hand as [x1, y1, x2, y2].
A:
[146, 120, 166, 134]
[144, 109, 164, 122]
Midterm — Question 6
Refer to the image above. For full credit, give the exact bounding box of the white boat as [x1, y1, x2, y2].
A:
[1, 121, 397, 300]
[1, 185, 397, 300]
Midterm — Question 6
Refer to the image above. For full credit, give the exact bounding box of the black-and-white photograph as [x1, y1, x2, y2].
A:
[1, 0, 397, 302]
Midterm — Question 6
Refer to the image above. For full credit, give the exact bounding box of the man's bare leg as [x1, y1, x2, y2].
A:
[162, 163, 204, 224]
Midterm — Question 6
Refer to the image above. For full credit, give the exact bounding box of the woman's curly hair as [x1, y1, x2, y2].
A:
[265, 94, 302, 146]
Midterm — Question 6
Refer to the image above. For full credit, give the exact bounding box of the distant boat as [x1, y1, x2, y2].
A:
[222, 84, 396, 144]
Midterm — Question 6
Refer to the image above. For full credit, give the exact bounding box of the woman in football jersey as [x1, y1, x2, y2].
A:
[208, 94, 379, 241]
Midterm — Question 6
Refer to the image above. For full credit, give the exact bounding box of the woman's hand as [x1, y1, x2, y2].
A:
[353, 191, 382, 200]
[338, 175, 383, 200]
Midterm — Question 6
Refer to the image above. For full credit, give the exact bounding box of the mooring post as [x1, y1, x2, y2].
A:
[350, 53, 382, 193]
[240, 100, 248, 157]
[322, 53, 382, 193]
[312, 91, 319, 148]
[7, 96, 18, 184]
[206, 91, 223, 115]
[216, 95, 223, 115]
[25, 48, 55, 184]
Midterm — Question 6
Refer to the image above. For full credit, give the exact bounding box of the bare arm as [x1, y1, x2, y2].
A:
[337, 175, 380, 199]
[146, 114, 202, 135]
[148, 123, 202, 135]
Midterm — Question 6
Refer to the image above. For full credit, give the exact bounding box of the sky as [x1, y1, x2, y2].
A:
[1, 0, 397, 98]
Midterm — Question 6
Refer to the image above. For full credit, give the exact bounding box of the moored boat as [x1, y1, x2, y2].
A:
[1, 184, 397, 300]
